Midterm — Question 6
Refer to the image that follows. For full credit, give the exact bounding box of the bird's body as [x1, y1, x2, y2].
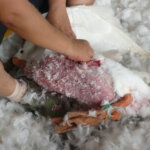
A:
[13, 5, 150, 115]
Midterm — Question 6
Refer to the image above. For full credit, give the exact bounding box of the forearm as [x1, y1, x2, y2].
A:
[0, 0, 72, 55]
[49, 0, 66, 8]
[67, 0, 95, 6]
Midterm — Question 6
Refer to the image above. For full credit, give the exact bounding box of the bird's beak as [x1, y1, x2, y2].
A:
[12, 57, 26, 70]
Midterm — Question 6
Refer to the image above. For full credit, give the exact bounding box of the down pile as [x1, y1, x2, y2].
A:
[1, 1, 150, 149]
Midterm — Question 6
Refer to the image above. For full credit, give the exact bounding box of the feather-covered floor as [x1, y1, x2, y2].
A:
[0, 0, 150, 149]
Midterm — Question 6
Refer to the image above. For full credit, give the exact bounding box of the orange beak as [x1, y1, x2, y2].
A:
[12, 57, 26, 70]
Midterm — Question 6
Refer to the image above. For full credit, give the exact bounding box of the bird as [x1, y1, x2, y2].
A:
[12, 5, 150, 131]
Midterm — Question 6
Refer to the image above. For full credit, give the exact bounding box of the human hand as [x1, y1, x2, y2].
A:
[66, 39, 94, 62]
[47, 2, 76, 39]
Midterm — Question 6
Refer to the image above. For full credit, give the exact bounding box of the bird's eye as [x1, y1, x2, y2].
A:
[20, 50, 24, 54]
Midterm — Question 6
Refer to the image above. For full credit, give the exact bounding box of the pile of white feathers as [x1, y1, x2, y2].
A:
[0, 0, 150, 149]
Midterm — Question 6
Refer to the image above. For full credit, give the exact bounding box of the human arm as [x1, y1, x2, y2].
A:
[67, 0, 95, 6]
[47, 0, 95, 38]
[0, 0, 72, 55]
[47, 0, 76, 39]
[0, 0, 93, 61]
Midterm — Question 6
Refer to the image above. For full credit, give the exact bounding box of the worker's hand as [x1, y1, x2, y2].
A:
[67, 39, 94, 62]
[47, 2, 76, 39]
